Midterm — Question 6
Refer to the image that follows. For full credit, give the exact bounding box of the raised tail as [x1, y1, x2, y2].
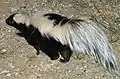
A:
[64, 19, 119, 75]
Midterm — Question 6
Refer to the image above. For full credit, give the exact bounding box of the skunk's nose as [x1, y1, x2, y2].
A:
[6, 13, 17, 26]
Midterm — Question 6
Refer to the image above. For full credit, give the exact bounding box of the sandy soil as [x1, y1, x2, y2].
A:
[0, 0, 120, 79]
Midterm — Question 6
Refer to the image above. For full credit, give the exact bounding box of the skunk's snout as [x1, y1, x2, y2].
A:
[6, 14, 17, 26]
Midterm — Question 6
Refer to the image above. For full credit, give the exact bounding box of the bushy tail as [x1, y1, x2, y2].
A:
[65, 19, 119, 75]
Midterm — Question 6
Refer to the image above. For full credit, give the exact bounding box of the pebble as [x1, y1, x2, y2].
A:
[9, 63, 15, 68]
[28, 74, 37, 79]
[94, 76, 98, 79]
[0, 70, 9, 74]
[34, 72, 41, 77]
[84, 65, 87, 68]
[2, 14, 6, 17]
[80, 67, 83, 70]
[1, 49, 6, 52]
[14, 72, 19, 76]
[34, 65, 38, 68]
[6, 73, 11, 76]
[8, 30, 11, 32]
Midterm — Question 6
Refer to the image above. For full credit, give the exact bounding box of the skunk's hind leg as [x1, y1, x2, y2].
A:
[34, 44, 60, 60]
[60, 47, 73, 63]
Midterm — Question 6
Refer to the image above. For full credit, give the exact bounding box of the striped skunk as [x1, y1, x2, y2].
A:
[6, 13, 71, 61]
[6, 11, 119, 75]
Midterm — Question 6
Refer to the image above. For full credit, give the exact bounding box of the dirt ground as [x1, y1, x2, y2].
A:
[0, 0, 120, 79]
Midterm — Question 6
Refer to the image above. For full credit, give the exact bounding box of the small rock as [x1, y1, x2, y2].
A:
[94, 76, 98, 79]
[3, 14, 6, 17]
[1, 49, 7, 53]
[9, 63, 15, 68]
[28, 74, 37, 79]
[6, 73, 11, 76]
[8, 30, 11, 32]
[84, 65, 87, 68]
[80, 67, 83, 70]
[34, 72, 41, 77]
[34, 65, 38, 68]
[0, 70, 9, 74]
[14, 72, 19, 76]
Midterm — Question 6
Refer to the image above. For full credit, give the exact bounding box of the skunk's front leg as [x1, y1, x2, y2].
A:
[33, 45, 41, 55]
[60, 47, 73, 63]
[49, 53, 59, 60]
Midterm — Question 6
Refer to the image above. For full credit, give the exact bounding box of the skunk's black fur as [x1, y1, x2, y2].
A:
[44, 13, 70, 26]
[6, 14, 72, 62]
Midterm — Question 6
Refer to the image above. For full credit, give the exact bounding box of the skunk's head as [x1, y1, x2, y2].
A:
[6, 13, 29, 25]
[6, 13, 30, 33]
[6, 13, 18, 26]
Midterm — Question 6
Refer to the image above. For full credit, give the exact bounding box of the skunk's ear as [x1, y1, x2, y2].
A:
[6, 13, 18, 26]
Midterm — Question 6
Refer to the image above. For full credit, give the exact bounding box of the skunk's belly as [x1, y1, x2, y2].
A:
[23, 25, 66, 60]
[36, 35, 73, 62]
[38, 35, 65, 57]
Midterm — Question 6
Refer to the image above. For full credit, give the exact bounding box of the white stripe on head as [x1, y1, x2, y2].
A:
[13, 13, 30, 26]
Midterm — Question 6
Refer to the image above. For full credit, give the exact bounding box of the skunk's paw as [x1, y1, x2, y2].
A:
[59, 58, 69, 63]
[50, 55, 59, 60]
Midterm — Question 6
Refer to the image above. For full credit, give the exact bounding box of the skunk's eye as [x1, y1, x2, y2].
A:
[6, 18, 16, 26]
[10, 20, 15, 24]
[6, 18, 15, 25]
